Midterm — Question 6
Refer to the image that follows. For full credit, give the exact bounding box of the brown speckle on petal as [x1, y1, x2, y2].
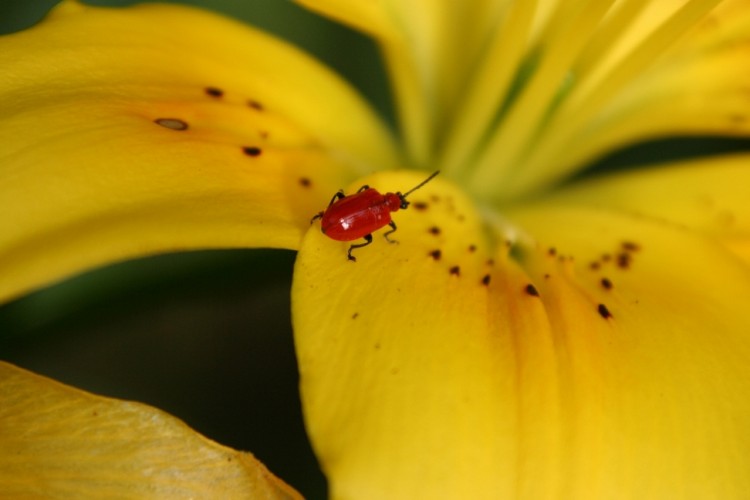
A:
[205, 86, 224, 98]
[621, 241, 641, 252]
[617, 252, 631, 269]
[154, 118, 188, 131]
[598, 303, 613, 319]
[242, 146, 262, 157]
[248, 99, 264, 110]
[449, 265, 461, 276]
[525, 284, 539, 297]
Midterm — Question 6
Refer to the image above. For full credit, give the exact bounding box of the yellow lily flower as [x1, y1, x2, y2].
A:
[2, 0, 750, 498]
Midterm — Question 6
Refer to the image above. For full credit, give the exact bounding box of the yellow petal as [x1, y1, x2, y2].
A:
[295, 0, 506, 167]
[466, 0, 619, 189]
[294, 170, 518, 498]
[534, 3, 750, 190]
[437, 0, 541, 176]
[294, 171, 750, 497]
[0, 1, 400, 303]
[456, 0, 741, 201]
[505, 202, 750, 498]
[0, 361, 301, 499]
[540, 154, 750, 265]
[484, 0, 748, 199]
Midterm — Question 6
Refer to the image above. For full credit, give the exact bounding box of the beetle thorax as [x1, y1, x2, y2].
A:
[384, 192, 405, 212]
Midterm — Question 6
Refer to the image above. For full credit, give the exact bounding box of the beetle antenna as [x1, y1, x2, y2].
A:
[401, 171, 440, 199]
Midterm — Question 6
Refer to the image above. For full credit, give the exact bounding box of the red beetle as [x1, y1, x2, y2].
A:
[311, 171, 440, 261]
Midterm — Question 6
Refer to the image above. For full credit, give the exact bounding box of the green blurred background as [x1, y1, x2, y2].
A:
[0, 1, 395, 497]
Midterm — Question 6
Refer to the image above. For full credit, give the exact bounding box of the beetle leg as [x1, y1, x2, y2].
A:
[384, 221, 398, 244]
[347, 234, 373, 261]
[311, 190, 346, 224]
[356, 184, 370, 193]
[328, 190, 346, 207]
[310, 211, 324, 224]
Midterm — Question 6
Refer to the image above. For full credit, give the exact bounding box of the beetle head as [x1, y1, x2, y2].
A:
[397, 193, 410, 210]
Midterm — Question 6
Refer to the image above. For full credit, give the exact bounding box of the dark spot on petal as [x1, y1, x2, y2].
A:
[601, 277, 613, 290]
[525, 284, 539, 297]
[617, 252, 631, 269]
[429, 249, 442, 260]
[544, 273, 551, 279]
[154, 118, 188, 131]
[242, 146, 262, 157]
[548, 247, 557, 256]
[205, 86, 224, 98]
[589, 261, 601, 270]
[259, 130, 269, 139]
[468, 244, 477, 252]
[601, 254, 612, 262]
[430, 195, 441, 202]
[428, 226, 441, 235]
[621, 241, 641, 252]
[299, 177, 312, 188]
[449, 265, 460, 276]
[729, 114, 745, 124]
[413, 201, 429, 211]
[481, 274, 491, 286]
[248, 99, 264, 110]
[487, 259, 495, 266]
[598, 303, 613, 319]
[352, 312, 359, 319]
